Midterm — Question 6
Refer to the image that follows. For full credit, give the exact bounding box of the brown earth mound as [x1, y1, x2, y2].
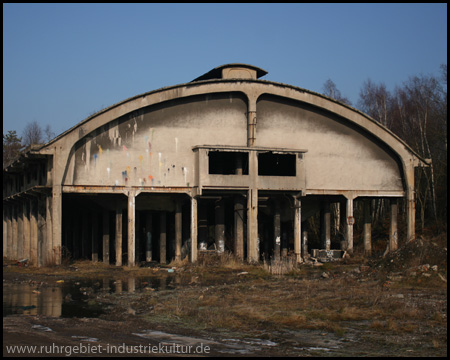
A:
[371, 234, 447, 276]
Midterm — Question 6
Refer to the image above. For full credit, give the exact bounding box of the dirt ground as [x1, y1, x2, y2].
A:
[3, 235, 447, 357]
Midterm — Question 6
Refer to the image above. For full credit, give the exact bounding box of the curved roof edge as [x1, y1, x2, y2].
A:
[41, 77, 429, 167]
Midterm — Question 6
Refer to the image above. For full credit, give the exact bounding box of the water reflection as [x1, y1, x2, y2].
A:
[3, 275, 180, 318]
[3, 285, 63, 317]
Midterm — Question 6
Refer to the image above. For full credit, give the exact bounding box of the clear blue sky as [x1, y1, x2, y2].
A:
[3, 3, 447, 140]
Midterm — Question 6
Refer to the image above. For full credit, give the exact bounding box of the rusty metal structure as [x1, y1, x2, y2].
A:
[3, 64, 428, 266]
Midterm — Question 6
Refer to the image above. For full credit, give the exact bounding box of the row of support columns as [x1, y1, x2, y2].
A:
[3, 194, 51, 266]
[3, 192, 400, 266]
[317, 197, 399, 256]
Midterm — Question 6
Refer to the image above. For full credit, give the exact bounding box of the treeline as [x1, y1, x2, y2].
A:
[324, 64, 447, 235]
[3, 120, 55, 167]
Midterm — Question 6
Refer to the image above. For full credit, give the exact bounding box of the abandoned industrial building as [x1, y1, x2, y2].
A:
[3, 63, 429, 267]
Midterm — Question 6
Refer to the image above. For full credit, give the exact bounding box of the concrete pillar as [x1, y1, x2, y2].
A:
[127, 191, 136, 267]
[12, 205, 18, 261]
[17, 202, 24, 260]
[145, 212, 152, 262]
[30, 200, 38, 266]
[82, 212, 89, 259]
[135, 210, 140, 264]
[345, 196, 354, 254]
[320, 201, 331, 251]
[91, 212, 99, 262]
[339, 199, 347, 251]
[160, 212, 167, 264]
[390, 199, 398, 252]
[247, 111, 257, 147]
[103, 211, 110, 264]
[406, 162, 415, 242]
[273, 199, 281, 260]
[215, 199, 225, 253]
[37, 196, 46, 267]
[247, 189, 259, 262]
[175, 201, 182, 261]
[294, 197, 302, 263]
[115, 207, 122, 266]
[234, 196, 245, 260]
[198, 202, 208, 251]
[44, 196, 55, 265]
[190, 196, 198, 263]
[7, 206, 13, 260]
[3, 208, 7, 258]
[23, 201, 31, 261]
[73, 212, 80, 260]
[302, 221, 309, 259]
[52, 185, 62, 265]
[363, 199, 372, 256]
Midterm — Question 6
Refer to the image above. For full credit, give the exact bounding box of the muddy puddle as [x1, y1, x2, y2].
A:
[3, 276, 177, 318]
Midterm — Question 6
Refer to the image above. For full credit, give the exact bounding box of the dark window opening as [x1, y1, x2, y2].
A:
[208, 151, 249, 175]
[258, 152, 296, 176]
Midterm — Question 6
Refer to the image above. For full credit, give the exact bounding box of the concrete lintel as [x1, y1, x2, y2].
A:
[305, 189, 404, 198]
[62, 185, 191, 195]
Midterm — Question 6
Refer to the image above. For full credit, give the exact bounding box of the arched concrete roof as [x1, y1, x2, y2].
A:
[39, 71, 428, 190]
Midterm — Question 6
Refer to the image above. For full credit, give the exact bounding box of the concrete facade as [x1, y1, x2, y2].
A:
[3, 64, 428, 266]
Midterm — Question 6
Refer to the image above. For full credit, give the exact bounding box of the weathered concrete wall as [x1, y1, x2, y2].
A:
[71, 93, 247, 187]
[256, 95, 403, 192]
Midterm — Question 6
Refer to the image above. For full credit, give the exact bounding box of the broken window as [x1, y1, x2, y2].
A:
[258, 152, 296, 176]
[208, 151, 249, 175]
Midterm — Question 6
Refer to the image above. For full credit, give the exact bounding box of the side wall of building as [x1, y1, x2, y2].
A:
[256, 95, 403, 192]
[70, 93, 248, 187]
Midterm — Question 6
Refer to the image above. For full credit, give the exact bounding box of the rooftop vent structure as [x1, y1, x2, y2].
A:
[191, 63, 268, 82]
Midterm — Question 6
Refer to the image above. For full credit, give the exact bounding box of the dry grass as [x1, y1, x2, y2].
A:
[263, 255, 298, 275]
[139, 269, 444, 338]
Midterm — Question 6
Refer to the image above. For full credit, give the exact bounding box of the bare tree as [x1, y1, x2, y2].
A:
[44, 124, 56, 142]
[357, 79, 393, 128]
[322, 79, 353, 106]
[22, 120, 43, 147]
